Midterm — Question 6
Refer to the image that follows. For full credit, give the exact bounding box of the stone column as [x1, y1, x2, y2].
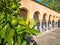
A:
[54, 17, 56, 29]
[51, 21, 53, 29]
[45, 16, 49, 31]
[54, 21, 56, 29]
[52, 21, 54, 29]
[56, 18, 58, 28]
[56, 21, 58, 28]
[46, 20, 49, 31]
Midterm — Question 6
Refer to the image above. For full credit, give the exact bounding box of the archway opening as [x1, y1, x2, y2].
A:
[48, 15, 52, 29]
[20, 7, 28, 21]
[33, 11, 39, 21]
[49, 15, 52, 21]
[42, 13, 47, 31]
[33, 11, 40, 31]
[43, 13, 47, 21]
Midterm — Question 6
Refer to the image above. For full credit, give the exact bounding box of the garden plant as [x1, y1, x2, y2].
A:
[0, 0, 39, 45]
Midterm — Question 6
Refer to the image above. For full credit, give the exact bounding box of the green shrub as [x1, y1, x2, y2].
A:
[0, 0, 39, 45]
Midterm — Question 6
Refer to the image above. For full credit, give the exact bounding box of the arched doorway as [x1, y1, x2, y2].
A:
[42, 13, 47, 31]
[33, 11, 40, 31]
[48, 15, 52, 29]
[20, 7, 29, 21]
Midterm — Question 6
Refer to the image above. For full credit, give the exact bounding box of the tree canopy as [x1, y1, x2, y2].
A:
[35, 0, 60, 13]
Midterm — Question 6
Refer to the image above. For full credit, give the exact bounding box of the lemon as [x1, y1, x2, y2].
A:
[11, 19, 18, 26]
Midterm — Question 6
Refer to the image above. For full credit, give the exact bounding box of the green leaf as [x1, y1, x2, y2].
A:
[19, 21, 26, 26]
[7, 29, 15, 45]
[16, 25, 26, 34]
[22, 40, 26, 45]
[17, 31, 23, 34]
[14, 42, 18, 45]
[0, 23, 8, 38]
[29, 19, 36, 28]
[25, 12, 30, 25]
[7, 38, 12, 45]
[24, 30, 32, 35]
[29, 29, 40, 35]
[18, 17, 24, 21]
[17, 36, 21, 43]
[15, 25, 22, 30]
[0, 12, 5, 21]
[0, 39, 1, 44]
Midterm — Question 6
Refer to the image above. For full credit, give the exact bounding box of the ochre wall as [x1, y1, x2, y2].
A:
[20, 0, 60, 21]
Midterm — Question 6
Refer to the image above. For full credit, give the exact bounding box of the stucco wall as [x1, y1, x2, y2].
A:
[20, 0, 60, 20]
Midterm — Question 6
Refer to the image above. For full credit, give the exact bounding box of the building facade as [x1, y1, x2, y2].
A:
[20, 0, 60, 32]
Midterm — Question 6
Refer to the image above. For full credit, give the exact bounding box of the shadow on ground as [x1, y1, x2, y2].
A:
[26, 36, 37, 45]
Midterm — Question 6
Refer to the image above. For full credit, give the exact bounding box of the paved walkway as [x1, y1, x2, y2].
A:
[33, 28, 60, 45]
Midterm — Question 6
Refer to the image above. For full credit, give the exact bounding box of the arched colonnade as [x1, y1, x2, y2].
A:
[20, 7, 60, 32]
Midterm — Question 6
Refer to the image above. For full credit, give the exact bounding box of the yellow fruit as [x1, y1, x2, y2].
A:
[11, 19, 18, 26]
[11, 3, 16, 9]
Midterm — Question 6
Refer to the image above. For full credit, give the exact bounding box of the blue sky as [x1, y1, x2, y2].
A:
[35, 0, 55, 3]
[35, 0, 41, 2]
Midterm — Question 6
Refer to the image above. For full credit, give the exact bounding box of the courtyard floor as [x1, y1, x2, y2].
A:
[33, 28, 60, 45]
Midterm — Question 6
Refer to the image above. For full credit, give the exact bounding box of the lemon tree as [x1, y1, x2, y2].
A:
[0, 0, 39, 45]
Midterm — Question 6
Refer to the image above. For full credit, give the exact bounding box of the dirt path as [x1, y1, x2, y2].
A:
[33, 28, 60, 45]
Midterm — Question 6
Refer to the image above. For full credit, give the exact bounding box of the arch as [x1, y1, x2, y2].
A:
[52, 15, 55, 23]
[33, 11, 40, 22]
[33, 11, 40, 31]
[42, 13, 49, 31]
[48, 15, 52, 29]
[20, 7, 29, 21]
[43, 13, 47, 21]
[49, 15, 52, 21]
[53, 15, 55, 21]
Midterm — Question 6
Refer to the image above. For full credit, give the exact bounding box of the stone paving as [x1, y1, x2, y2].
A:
[33, 28, 60, 45]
